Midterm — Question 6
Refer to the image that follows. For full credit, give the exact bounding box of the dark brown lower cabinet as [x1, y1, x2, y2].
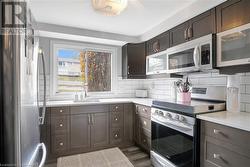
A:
[91, 112, 109, 149]
[44, 103, 135, 163]
[70, 113, 91, 153]
[200, 120, 250, 167]
[134, 104, 151, 152]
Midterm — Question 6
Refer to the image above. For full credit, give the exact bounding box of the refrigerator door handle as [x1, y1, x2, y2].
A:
[38, 48, 47, 125]
[38, 143, 47, 167]
[28, 143, 47, 167]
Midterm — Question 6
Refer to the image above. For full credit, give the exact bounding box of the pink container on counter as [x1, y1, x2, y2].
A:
[177, 92, 191, 102]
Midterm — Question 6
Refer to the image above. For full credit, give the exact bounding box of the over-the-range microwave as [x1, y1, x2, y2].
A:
[217, 23, 250, 67]
[167, 34, 215, 73]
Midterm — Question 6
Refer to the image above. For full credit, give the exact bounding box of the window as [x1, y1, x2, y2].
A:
[51, 41, 117, 98]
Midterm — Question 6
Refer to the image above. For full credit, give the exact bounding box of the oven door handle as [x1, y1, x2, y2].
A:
[152, 117, 193, 136]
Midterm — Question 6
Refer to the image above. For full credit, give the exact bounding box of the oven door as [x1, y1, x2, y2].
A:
[151, 120, 194, 167]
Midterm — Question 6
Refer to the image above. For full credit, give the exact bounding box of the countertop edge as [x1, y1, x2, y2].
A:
[197, 111, 250, 132]
[45, 98, 153, 107]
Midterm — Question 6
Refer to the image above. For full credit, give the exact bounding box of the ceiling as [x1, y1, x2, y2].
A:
[29, 0, 200, 36]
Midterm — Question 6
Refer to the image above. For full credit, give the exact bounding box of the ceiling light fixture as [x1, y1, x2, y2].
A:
[92, 0, 128, 16]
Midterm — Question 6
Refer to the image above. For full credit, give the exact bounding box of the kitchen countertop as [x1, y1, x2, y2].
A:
[45, 98, 154, 107]
[197, 111, 250, 132]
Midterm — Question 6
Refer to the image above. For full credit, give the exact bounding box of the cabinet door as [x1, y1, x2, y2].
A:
[70, 114, 91, 152]
[123, 42, 146, 79]
[91, 112, 109, 148]
[216, 0, 250, 32]
[189, 9, 216, 40]
[124, 104, 134, 143]
[134, 107, 140, 144]
[147, 31, 170, 55]
[170, 22, 189, 47]
[122, 45, 128, 79]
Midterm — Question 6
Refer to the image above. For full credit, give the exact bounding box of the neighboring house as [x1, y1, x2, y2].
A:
[58, 58, 81, 76]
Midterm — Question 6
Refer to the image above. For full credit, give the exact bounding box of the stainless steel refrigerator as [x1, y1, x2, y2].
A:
[1, 2, 47, 167]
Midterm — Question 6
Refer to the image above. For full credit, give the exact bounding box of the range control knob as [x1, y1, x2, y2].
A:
[159, 111, 164, 116]
[174, 115, 179, 120]
[155, 110, 159, 114]
[165, 113, 172, 118]
[179, 116, 186, 122]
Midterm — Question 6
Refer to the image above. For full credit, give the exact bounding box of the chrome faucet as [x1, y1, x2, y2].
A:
[83, 84, 88, 98]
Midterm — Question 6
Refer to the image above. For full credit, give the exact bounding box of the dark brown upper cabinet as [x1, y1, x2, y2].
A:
[122, 42, 146, 79]
[169, 22, 189, 47]
[189, 9, 216, 40]
[170, 9, 216, 47]
[146, 31, 170, 56]
[216, 0, 250, 32]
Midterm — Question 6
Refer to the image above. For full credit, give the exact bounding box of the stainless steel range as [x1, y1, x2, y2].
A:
[151, 86, 226, 167]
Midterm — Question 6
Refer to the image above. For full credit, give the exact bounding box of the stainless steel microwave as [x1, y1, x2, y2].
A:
[217, 23, 250, 67]
[167, 34, 214, 73]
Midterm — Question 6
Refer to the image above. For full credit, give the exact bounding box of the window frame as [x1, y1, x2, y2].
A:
[50, 40, 118, 100]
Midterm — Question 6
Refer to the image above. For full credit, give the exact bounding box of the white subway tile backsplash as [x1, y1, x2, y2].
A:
[240, 85, 246, 94]
[246, 104, 250, 113]
[240, 76, 250, 84]
[240, 103, 246, 112]
[240, 94, 250, 103]
[246, 85, 250, 94]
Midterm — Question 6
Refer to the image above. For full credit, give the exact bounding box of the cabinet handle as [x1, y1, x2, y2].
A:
[184, 28, 188, 40]
[91, 114, 94, 124]
[135, 106, 139, 114]
[127, 66, 130, 75]
[115, 106, 119, 110]
[213, 154, 221, 159]
[213, 129, 221, 135]
[88, 114, 91, 124]
[114, 134, 118, 138]
[59, 109, 63, 113]
[143, 121, 147, 126]
[143, 108, 147, 112]
[59, 123, 63, 127]
[59, 142, 64, 146]
[115, 118, 118, 121]
[143, 139, 146, 143]
[188, 26, 193, 39]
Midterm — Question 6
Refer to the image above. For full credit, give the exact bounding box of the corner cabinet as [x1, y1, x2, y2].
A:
[170, 9, 216, 47]
[122, 42, 146, 79]
[216, 0, 250, 32]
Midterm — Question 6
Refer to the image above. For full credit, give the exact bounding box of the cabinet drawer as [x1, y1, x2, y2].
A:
[52, 134, 68, 154]
[110, 128, 123, 144]
[110, 104, 123, 113]
[136, 105, 151, 118]
[203, 121, 250, 150]
[139, 117, 151, 131]
[111, 111, 124, 127]
[51, 107, 69, 116]
[51, 116, 69, 135]
[204, 136, 250, 167]
[140, 132, 151, 151]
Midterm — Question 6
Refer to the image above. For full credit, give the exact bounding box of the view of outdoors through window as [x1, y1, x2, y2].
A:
[57, 48, 111, 93]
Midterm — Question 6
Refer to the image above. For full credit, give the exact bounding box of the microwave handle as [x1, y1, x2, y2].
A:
[193, 46, 200, 69]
